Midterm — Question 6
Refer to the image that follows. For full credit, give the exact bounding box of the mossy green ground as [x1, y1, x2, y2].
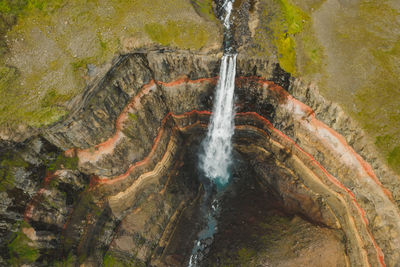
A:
[311, 0, 400, 173]
[0, 150, 28, 192]
[103, 251, 145, 267]
[267, 0, 308, 74]
[0, 0, 220, 128]
[192, 0, 218, 23]
[144, 20, 209, 49]
[1, 0, 398, 172]
[47, 153, 78, 171]
[7, 221, 39, 266]
[253, 0, 400, 174]
[250, 0, 324, 76]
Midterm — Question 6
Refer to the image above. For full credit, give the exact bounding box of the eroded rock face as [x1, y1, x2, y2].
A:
[1, 50, 400, 266]
[0, 138, 88, 265]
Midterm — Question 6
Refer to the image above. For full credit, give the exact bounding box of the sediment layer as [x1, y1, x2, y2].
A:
[4, 51, 399, 266]
[62, 68, 399, 266]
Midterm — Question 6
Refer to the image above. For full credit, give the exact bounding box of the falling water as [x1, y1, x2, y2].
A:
[200, 54, 237, 185]
[188, 0, 236, 266]
[200, 0, 237, 186]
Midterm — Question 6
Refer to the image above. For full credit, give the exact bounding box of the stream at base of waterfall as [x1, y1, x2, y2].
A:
[188, 0, 237, 265]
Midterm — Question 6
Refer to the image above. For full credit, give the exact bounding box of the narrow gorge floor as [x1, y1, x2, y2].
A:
[162, 149, 348, 267]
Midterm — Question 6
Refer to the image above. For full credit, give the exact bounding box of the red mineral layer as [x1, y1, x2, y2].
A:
[76, 81, 156, 163]
[240, 76, 392, 201]
[90, 110, 385, 266]
[63, 77, 389, 266]
[72, 77, 218, 164]
[71, 76, 392, 203]
[89, 111, 211, 187]
[24, 170, 61, 222]
[236, 112, 385, 267]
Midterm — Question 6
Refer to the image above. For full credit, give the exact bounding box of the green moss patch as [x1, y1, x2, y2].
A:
[254, 0, 399, 175]
[269, 0, 308, 74]
[47, 153, 78, 172]
[0, 0, 63, 15]
[41, 89, 73, 109]
[103, 251, 145, 267]
[0, 0, 220, 129]
[0, 64, 69, 127]
[388, 146, 400, 173]
[8, 221, 39, 266]
[253, 0, 323, 76]
[128, 113, 138, 121]
[144, 20, 209, 50]
[273, 0, 326, 76]
[191, 0, 218, 22]
[0, 151, 29, 192]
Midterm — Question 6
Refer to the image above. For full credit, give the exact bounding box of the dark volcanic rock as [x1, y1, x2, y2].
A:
[1, 49, 399, 267]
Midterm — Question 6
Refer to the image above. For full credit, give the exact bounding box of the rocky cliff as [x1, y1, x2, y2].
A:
[1, 0, 400, 266]
[1, 50, 399, 266]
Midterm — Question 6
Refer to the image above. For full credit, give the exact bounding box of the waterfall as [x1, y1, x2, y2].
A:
[200, 54, 237, 185]
[200, 0, 237, 186]
[188, 1, 236, 266]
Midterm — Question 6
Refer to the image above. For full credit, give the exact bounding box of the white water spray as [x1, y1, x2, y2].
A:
[222, 0, 233, 29]
[200, 54, 237, 185]
[200, 0, 237, 185]
[188, 1, 236, 266]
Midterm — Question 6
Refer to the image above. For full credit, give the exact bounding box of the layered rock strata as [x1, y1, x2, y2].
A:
[0, 138, 88, 265]
[2, 50, 400, 266]
[57, 51, 400, 266]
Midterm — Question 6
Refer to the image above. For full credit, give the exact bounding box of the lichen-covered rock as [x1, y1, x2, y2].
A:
[0, 138, 88, 265]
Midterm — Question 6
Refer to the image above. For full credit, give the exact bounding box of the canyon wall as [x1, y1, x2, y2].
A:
[1, 0, 399, 266]
[2, 50, 399, 266]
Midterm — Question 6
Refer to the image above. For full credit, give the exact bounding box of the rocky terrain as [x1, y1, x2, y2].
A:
[0, 50, 399, 266]
[1, 0, 400, 266]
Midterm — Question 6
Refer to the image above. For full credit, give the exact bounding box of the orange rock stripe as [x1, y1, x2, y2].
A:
[90, 111, 211, 186]
[71, 75, 391, 208]
[91, 115, 171, 185]
[76, 75, 391, 209]
[237, 112, 385, 267]
[235, 123, 371, 266]
[73, 78, 217, 164]
[63, 76, 389, 266]
[239, 76, 392, 201]
[96, 110, 384, 266]
[24, 170, 61, 222]
[76, 81, 157, 163]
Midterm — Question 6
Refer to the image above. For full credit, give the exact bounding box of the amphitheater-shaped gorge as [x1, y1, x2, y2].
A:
[1, 0, 400, 266]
